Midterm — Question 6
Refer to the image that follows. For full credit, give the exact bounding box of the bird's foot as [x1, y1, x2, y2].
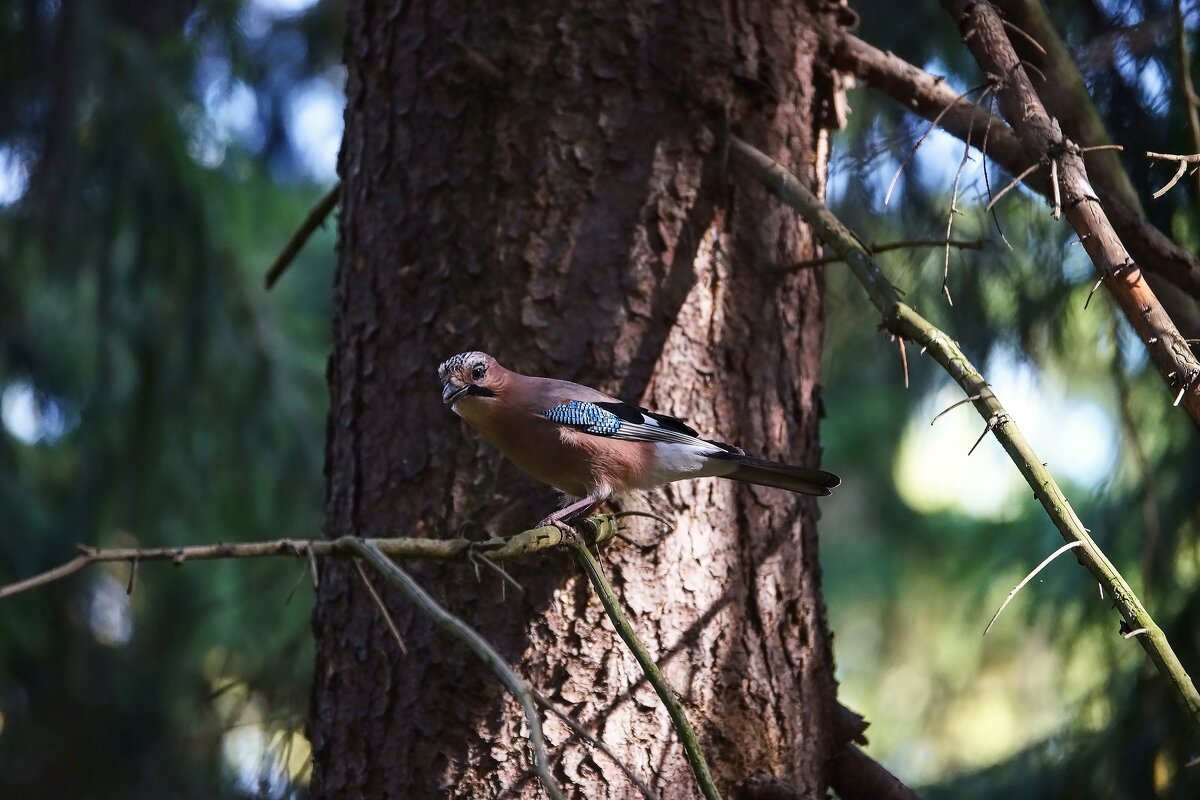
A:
[536, 509, 582, 539]
[536, 494, 603, 539]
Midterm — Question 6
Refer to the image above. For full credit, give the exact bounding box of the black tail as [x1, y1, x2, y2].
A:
[718, 453, 840, 497]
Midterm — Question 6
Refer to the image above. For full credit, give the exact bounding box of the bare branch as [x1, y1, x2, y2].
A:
[984, 160, 1043, 213]
[784, 238, 983, 270]
[980, 94, 1014, 251]
[1174, 0, 1200, 198]
[931, 393, 983, 425]
[1002, 18, 1047, 56]
[531, 690, 658, 800]
[1146, 152, 1200, 199]
[344, 538, 566, 800]
[263, 182, 341, 290]
[728, 135, 1200, 726]
[884, 82, 987, 206]
[353, 559, 408, 654]
[0, 519, 620, 602]
[983, 541, 1085, 635]
[568, 537, 722, 800]
[944, 102, 981, 303]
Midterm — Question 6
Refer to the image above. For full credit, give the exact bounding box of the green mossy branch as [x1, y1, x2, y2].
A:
[0, 517, 620, 601]
[567, 536, 723, 800]
[729, 135, 1200, 727]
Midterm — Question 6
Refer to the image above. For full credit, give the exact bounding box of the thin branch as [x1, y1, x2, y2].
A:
[944, 102, 981, 304]
[931, 393, 983, 425]
[981, 93, 1014, 251]
[984, 160, 1043, 213]
[983, 541, 1085, 635]
[1, 554, 94, 601]
[988, 0, 1145, 214]
[1049, 156, 1062, 219]
[883, 83, 987, 206]
[567, 537, 722, 800]
[1146, 152, 1200, 199]
[0, 519, 620, 602]
[448, 37, 505, 85]
[263, 181, 341, 290]
[353, 559, 408, 654]
[469, 550, 525, 594]
[531, 690, 657, 800]
[728, 135, 1200, 726]
[344, 538, 565, 800]
[785, 239, 983, 270]
[1174, 0, 1200, 198]
[1002, 18, 1047, 56]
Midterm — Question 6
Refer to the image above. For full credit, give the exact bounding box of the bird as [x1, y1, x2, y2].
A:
[438, 351, 840, 528]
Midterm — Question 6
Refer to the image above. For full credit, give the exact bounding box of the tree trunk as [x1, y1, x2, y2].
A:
[309, 2, 848, 797]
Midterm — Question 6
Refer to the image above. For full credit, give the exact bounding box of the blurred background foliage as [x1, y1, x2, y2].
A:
[0, 0, 340, 796]
[0, 0, 1196, 797]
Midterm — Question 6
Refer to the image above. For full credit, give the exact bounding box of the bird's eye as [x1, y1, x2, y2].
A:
[472, 365, 486, 380]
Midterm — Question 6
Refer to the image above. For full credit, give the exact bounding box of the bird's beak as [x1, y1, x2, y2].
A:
[442, 381, 469, 405]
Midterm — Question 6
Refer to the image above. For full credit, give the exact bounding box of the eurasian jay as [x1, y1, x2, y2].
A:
[438, 351, 840, 527]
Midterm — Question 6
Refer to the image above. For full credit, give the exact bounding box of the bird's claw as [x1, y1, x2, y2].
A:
[536, 515, 578, 537]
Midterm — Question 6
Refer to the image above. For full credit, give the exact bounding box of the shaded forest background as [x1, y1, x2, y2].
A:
[1, 0, 1197, 797]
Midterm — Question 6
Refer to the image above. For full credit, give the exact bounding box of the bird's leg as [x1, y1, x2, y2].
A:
[536, 493, 604, 533]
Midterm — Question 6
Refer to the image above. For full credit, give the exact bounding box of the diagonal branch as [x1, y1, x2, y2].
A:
[263, 181, 341, 290]
[1173, 0, 1200, 199]
[531, 689, 658, 800]
[943, 0, 1200, 425]
[728, 134, 1200, 727]
[343, 538, 566, 800]
[783, 238, 983, 270]
[568, 536, 723, 800]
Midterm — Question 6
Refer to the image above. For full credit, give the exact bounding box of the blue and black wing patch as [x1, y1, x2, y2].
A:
[542, 399, 740, 453]
[542, 400, 623, 435]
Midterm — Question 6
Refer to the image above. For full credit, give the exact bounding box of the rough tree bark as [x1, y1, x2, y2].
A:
[308, 2, 850, 797]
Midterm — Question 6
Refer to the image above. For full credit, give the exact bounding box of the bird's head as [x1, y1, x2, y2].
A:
[438, 351, 503, 410]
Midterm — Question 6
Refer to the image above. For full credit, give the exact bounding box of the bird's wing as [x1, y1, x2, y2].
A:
[541, 399, 741, 453]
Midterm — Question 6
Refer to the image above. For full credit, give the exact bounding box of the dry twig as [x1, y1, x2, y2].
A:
[1173, 0, 1200, 198]
[785, 239, 982, 270]
[884, 82, 987, 206]
[263, 182, 341, 289]
[344, 538, 566, 800]
[983, 541, 1085, 635]
[1146, 152, 1200, 199]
